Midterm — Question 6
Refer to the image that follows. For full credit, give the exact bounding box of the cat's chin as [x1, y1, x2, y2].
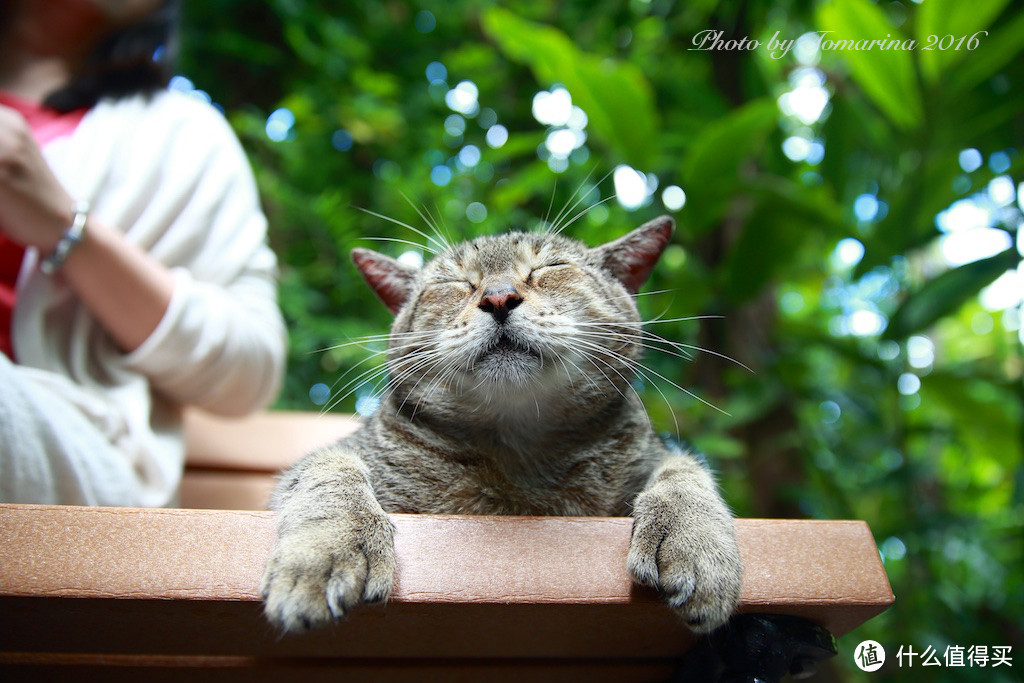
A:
[464, 333, 543, 386]
[471, 348, 543, 386]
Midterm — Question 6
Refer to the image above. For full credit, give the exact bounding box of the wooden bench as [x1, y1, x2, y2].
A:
[0, 410, 895, 681]
[177, 409, 360, 510]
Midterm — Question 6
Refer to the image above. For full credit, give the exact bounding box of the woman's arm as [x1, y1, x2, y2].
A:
[2, 97, 286, 415]
[61, 215, 175, 353]
[0, 103, 174, 353]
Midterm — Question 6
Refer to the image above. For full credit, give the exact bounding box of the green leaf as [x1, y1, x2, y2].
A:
[946, 10, 1024, 94]
[481, 7, 659, 168]
[719, 210, 802, 305]
[921, 372, 1022, 475]
[884, 248, 1020, 339]
[917, 0, 1012, 84]
[690, 434, 746, 459]
[682, 99, 776, 190]
[856, 160, 962, 278]
[719, 179, 844, 304]
[490, 161, 552, 212]
[680, 98, 777, 234]
[816, 0, 922, 129]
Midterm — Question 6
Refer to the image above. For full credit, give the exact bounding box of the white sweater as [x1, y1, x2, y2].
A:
[12, 90, 287, 506]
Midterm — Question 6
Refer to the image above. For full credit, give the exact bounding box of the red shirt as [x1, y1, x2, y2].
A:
[0, 92, 88, 359]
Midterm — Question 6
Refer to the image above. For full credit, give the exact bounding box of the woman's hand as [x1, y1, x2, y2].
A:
[0, 104, 75, 252]
[0, 103, 174, 353]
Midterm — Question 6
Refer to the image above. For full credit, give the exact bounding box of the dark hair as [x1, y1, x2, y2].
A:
[41, 1, 181, 113]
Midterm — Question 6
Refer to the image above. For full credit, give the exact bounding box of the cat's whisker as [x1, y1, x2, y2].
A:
[576, 314, 725, 325]
[359, 236, 439, 256]
[316, 327, 436, 348]
[571, 355, 659, 435]
[389, 348, 451, 388]
[545, 348, 583, 390]
[358, 376, 399, 418]
[577, 351, 653, 431]
[547, 166, 599, 233]
[571, 332, 646, 360]
[542, 180, 559, 229]
[645, 315, 726, 325]
[571, 319, 753, 373]
[573, 352, 621, 397]
[319, 362, 393, 416]
[322, 334, 445, 381]
[416, 355, 466, 409]
[397, 190, 455, 253]
[384, 348, 445, 384]
[431, 199, 463, 243]
[638, 370, 682, 439]
[315, 329, 439, 356]
[320, 351, 399, 408]
[570, 336, 729, 417]
[601, 327, 752, 373]
[327, 331, 456, 417]
[549, 166, 615, 235]
[355, 206, 449, 254]
[552, 194, 617, 236]
[557, 290, 677, 319]
[320, 338, 450, 412]
[426, 203, 458, 250]
[573, 330, 696, 363]
[629, 289, 677, 301]
[665, 341, 753, 373]
[394, 349, 463, 415]
[552, 353, 573, 387]
[556, 353, 589, 390]
[573, 324, 682, 350]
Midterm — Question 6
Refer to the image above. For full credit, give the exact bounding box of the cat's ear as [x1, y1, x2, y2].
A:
[595, 215, 674, 293]
[351, 248, 418, 314]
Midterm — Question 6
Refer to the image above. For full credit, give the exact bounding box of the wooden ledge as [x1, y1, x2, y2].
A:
[180, 410, 359, 511]
[182, 410, 360, 472]
[0, 504, 893, 668]
[5, 412, 894, 678]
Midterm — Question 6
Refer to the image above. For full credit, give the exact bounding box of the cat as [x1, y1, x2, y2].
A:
[260, 215, 743, 633]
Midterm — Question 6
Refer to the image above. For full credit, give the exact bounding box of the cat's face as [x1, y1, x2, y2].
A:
[352, 217, 673, 415]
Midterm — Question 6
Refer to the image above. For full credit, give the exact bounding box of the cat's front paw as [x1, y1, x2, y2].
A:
[260, 512, 396, 633]
[627, 492, 742, 633]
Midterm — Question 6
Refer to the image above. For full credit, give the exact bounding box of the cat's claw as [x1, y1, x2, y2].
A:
[627, 492, 743, 633]
[260, 514, 396, 633]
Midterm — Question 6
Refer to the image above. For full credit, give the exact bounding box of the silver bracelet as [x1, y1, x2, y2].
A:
[40, 200, 90, 275]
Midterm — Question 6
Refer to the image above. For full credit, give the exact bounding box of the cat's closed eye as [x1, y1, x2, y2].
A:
[430, 280, 476, 290]
[527, 262, 572, 284]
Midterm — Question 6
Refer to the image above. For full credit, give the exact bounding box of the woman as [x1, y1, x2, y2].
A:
[0, 1, 287, 506]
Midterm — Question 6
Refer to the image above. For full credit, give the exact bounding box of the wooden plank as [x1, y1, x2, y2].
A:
[0, 652, 674, 683]
[179, 470, 275, 510]
[0, 504, 892, 662]
[181, 410, 359, 472]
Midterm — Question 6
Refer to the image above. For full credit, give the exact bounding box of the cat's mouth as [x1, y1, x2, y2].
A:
[482, 332, 539, 358]
[469, 332, 542, 382]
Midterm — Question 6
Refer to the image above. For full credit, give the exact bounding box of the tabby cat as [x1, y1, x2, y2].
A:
[261, 216, 743, 633]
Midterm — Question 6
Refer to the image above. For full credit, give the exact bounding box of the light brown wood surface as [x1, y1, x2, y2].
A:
[0, 506, 892, 661]
[0, 411, 895, 680]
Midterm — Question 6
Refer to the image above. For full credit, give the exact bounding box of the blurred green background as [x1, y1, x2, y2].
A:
[177, 0, 1022, 680]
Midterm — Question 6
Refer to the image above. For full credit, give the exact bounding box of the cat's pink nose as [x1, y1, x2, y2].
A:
[478, 284, 523, 323]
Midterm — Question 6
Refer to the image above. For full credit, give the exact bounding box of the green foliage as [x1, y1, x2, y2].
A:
[482, 7, 660, 167]
[682, 98, 778, 235]
[916, 0, 1013, 83]
[179, 1, 1023, 680]
[817, 0, 922, 128]
[885, 248, 1019, 339]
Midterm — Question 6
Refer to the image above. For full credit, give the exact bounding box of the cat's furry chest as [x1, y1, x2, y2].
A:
[355, 406, 655, 517]
[379, 453, 633, 516]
